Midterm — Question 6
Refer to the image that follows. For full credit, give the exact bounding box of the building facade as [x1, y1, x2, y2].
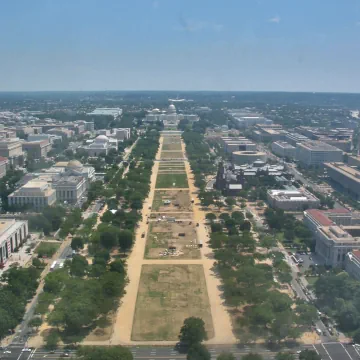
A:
[267, 189, 320, 211]
[271, 141, 296, 158]
[0, 138, 24, 165]
[0, 156, 8, 178]
[23, 140, 51, 159]
[55, 176, 86, 204]
[296, 141, 343, 167]
[232, 151, 267, 165]
[325, 162, 360, 199]
[8, 180, 56, 210]
[0, 219, 28, 264]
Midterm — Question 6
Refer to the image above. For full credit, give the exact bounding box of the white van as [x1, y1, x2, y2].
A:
[315, 328, 322, 335]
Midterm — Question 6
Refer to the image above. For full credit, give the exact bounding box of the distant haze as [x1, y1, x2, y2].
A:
[1, 0, 360, 92]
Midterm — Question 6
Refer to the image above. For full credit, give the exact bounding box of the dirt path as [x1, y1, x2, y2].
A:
[181, 141, 236, 345]
[97, 134, 236, 346]
[108, 137, 163, 345]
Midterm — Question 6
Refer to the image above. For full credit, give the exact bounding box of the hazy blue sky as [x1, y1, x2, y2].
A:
[1, 0, 360, 92]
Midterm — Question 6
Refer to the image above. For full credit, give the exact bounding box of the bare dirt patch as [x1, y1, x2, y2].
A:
[132, 264, 214, 341]
[152, 190, 192, 212]
[149, 212, 194, 220]
[145, 221, 200, 259]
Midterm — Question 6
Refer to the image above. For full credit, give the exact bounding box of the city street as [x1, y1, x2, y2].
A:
[4, 343, 360, 360]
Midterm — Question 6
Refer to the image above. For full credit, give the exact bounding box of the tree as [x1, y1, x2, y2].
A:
[70, 255, 88, 277]
[76, 346, 133, 360]
[353, 328, 360, 344]
[241, 354, 263, 360]
[179, 317, 208, 347]
[231, 211, 244, 224]
[109, 259, 126, 275]
[45, 331, 59, 350]
[260, 236, 277, 251]
[118, 230, 134, 254]
[205, 213, 217, 222]
[32, 257, 45, 269]
[226, 197, 236, 207]
[275, 353, 295, 360]
[29, 317, 42, 330]
[299, 350, 321, 360]
[71, 237, 84, 251]
[217, 352, 236, 360]
[187, 344, 210, 360]
[240, 220, 251, 232]
[211, 223, 223, 233]
[100, 228, 119, 249]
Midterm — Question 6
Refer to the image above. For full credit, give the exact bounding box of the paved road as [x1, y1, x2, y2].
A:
[5, 343, 360, 360]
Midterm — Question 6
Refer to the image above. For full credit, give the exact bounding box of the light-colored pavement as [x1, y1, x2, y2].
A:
[182, 140, 236, 345]
[108, 137, 163, 345]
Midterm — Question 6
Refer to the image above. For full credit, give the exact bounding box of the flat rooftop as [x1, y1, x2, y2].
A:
[299, 140, 342, 151]
[319, 225, 360, 243]
[325, 162, 360, 181]
[273, 141, 295, 149]
[306, 209, 334, 226]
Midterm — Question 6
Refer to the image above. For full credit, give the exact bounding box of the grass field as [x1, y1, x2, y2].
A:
[156, 173, 189, 188]
[132, 265, 214, 340]
[35, 242, 60, 258]
[160, 151, 184, 159]
[162, 143, 182, 151]
[152, 190, 191, 211]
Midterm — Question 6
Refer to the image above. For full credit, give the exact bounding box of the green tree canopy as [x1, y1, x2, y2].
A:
[179, 317, 208, 347]
[217, 352, 236, 360]
[76, 346, 133, 360]
[299, 350, 321, 360]
[187, 344, 211, 360]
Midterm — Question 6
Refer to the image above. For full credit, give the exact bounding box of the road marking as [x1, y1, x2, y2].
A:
[341, 343, 354, 360]
[353, 345, 360, 357]
[321, 343, 333, 360]
[312, 345, 319, 355]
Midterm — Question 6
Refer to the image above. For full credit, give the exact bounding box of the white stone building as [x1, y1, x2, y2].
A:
[0, 219, 28, 264]
[8, 180, 56, 210]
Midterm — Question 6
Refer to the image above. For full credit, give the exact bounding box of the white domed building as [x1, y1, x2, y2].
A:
[168, 104, 176, 114]
[80, 134, 117, 157]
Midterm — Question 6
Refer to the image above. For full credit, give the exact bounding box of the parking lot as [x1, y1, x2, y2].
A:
[313, 343, 360, 360]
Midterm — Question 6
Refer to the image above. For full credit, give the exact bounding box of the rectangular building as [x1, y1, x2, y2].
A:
[325, 162, 360, 199]
[315, 225, 360, 267]
[0, 219, 28, 265]
[267, 189, 320, 211]
[0, 138, 24, 165]
[348, 155, 360, 168]
[0, 156, 8, 178]
[87, 108, 122, 118]
[23, 140, 52, 159]
[296, 141, 343, 167]
[8, 180, 56, 210]
[55, 176, 86, 204]
[271, 141, 296, 158]
[285, 132, 309, 146]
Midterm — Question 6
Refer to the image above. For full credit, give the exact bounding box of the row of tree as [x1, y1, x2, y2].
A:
[0, 266, 41, 340]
